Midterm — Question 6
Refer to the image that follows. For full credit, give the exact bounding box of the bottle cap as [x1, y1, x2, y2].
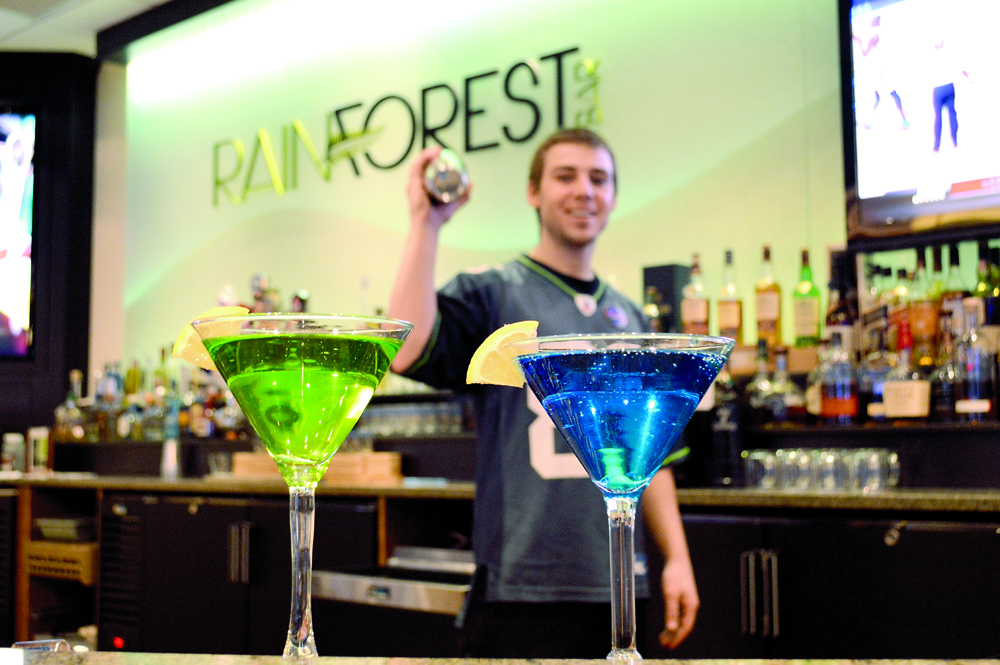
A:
[423, 148, 469, 204]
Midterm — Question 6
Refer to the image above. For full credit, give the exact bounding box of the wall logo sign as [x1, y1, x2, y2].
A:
[213, 47, 602, 207]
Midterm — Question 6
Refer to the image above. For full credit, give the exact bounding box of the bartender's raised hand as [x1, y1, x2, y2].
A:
[407, 146, 471, 230]
[659, 554, 699, 649]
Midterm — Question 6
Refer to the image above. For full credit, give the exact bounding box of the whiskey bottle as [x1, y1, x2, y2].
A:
[681, 253, 710, 335]
[882, 320, 931, 423]
[755, 245, 782, 350]
[717, 249, 743, 343]
[819, 332, 858, 425]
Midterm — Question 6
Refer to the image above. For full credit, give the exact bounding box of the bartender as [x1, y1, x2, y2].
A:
[387, 128, 699, 657]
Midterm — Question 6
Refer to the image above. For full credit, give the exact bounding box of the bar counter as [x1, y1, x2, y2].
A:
[0, 473, 1000, 513]
[8, 473, 1000, 513]
[12, 476, 1000, 658]
[15, 656, 1000, 665]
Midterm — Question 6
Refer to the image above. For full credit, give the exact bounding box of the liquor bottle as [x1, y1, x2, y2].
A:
[984, 291, 1000, 358]
[928, 245, 946, 301]
[956, 297, 996, 422]
[717, 249, 743, 344]
[793, 249, 822, 348]
[825, 253, 857, 362]
[95, 362, 126, 442]
[909, 248, 940, 371]
[819, 332, 858, 425]
[991, 247, 1000, 297]
[755, 245, 782, 350]
[53, 369, 87, 443]
[860, 263, 890, 358]
[745, 340, 772, 423]
[143, 392, 166, 442]
[941, 243, 968, 337]
[708, 366, 744, 487]
[973, 242, 992, 298]
[154, 347, 172, 399]
[882, 320, 931, 423]
[858, 328, 894, 424]
[124, 360, 143, 399]
[887, 268, 911, 353]
[763, 347, 807, 423]
[681, 253, 710, 335]
[911, 246, 931, 298]
[930, 313, 959, 422]
[643, 286, 664, 333]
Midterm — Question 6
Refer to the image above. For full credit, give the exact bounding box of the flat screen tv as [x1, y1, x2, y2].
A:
[0, 53, 94, 436]
[0, 109, 35, 359]
[840, 0, 1000, 248]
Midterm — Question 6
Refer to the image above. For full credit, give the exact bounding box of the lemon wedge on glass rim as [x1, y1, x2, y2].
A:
[466, 320, 538, 387]
[171, 306, 251, 371]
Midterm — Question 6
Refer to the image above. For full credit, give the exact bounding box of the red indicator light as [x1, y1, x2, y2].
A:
[113, 636, 125, 649]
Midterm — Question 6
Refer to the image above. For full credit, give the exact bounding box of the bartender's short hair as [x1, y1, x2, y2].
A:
[528, 127, 618, 194]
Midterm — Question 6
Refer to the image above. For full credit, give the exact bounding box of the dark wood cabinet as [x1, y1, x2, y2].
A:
[648, 511, 1000, 659]
[644, 514, 771, 658]
[97, 492, 378, 655]
[0, 490, 15, 647]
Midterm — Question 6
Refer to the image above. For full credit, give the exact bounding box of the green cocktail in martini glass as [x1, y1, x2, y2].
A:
[503, 332, 733, 661]
[193, 313, 412, 660]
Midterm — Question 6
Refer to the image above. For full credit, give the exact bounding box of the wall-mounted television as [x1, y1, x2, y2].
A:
[840, 0, 1000, 249]
[0, 53, 94, 436]
[0, 109, 36, 359]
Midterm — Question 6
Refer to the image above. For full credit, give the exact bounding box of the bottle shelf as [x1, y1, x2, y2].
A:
[752, 420, 1000, 438]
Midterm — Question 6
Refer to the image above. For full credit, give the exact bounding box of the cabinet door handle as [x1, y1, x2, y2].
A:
[740, 550, 756, 635]
[760, 549, 771, 637]
[884, 520, 907, 547]
[227, 521, 252, 585]
[763, 549, 779, 638]
[741, 549, 779, 639]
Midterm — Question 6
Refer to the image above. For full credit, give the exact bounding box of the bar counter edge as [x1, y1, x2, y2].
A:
[17, 655, 1000, 665]
[7, 474, 1000, 512]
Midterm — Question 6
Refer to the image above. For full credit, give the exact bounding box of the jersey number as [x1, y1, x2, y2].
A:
[527, 389, 588, 479]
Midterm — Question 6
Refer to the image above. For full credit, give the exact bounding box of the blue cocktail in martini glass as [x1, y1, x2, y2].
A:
[503, 332, 734, 661]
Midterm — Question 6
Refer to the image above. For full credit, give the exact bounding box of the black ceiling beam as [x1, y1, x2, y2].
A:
[96, 0, 235, 63]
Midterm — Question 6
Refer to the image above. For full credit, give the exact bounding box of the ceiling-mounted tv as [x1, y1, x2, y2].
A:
[840, 0, 1000, 248]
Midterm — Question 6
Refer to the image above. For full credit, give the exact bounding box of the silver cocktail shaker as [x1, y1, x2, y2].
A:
[423, 148, 468, 204]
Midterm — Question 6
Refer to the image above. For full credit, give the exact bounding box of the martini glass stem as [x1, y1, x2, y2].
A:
[285, 486, 318, 660]
[606, 495, 640, 661]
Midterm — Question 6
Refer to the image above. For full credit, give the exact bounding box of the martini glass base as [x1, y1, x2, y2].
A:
[608, 647, 642, 663]
[607, 496, 639, 660]
[285, 484, 318, 660]
[284, 634, 318, 661]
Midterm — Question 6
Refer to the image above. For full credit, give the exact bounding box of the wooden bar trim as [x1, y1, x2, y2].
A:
[14, 486, 32, 641]
[376, 495, 388, 567]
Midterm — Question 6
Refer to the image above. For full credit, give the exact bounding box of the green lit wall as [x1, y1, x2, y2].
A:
[123, 0, 846, 360]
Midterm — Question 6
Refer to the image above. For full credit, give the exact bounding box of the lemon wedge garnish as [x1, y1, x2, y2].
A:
[171, 306, 250, 371]
[466, 320, 538, 387]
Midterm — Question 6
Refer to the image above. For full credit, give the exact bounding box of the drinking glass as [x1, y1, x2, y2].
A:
[504, 332, 733, 661]
[742, 449, 778, 489]
[193, 313, 411, 659]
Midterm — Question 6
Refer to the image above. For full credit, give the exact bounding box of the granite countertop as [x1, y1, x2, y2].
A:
[14, 654, 1000, 665]
[1, 473, 477, 500]
[8, 474, 1000, 512]
[675, 487, 1000, 513]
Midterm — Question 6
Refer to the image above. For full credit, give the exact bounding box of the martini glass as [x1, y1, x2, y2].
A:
[504, 332, 734, 662]
[193, 313, 412, 660]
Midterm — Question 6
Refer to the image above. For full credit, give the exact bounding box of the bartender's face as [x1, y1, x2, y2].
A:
[527, 142, 616, 249]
